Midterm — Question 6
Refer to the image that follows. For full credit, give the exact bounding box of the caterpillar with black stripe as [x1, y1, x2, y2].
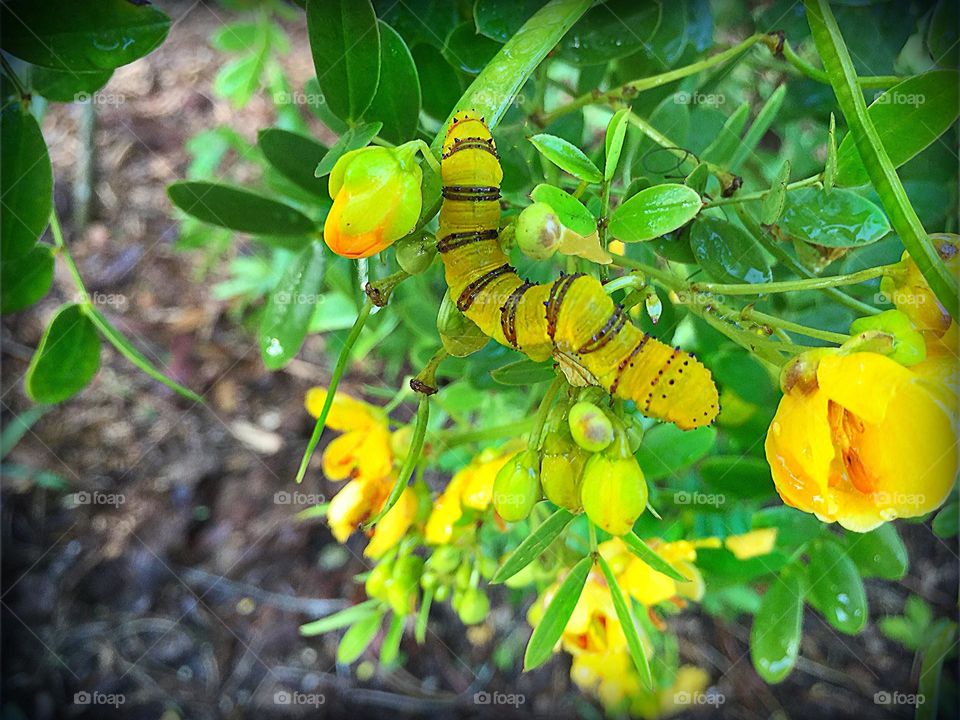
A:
[438, 111, 719, 430]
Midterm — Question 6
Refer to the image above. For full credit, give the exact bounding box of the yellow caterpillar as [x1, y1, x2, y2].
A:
[438, 111, 719, 430]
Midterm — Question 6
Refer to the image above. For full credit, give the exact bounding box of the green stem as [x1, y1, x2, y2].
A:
[296, 300, 373, 484]
[780, 39, 903, 89]
[540, 34, 766, 125]
[49, 211, 89, 302]
[528, 377, 563, 451]
[431, 418, 534, 449]
[703, 175, 821, 208]
[741, 308, 850, 345]
[598, 178, 612, 281]
[364, 392, 429, 529]
[588, 521, 598, 553]
[603, 273, 644, 295]
[690, 263, 893, 295]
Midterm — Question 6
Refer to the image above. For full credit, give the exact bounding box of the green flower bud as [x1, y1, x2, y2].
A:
[388, 554, 424, 615]
[457, 587, 490, 625]
[437, 290, 489, 357]
[455, 561, 471, 590]
[493, 449, 542, 522]
[568, 401, 614, 453]
[541, 451, 586, 511]
[426, 546, 461, 575]
[515, 202, 562, 260]
[849, 309, 926, 367]
[394, 233, 437, 275]
[434, 584, 451, 602]
[365, 561, 392, 601]
[580, 454, 648, 535]
[420, 570, 439, 591]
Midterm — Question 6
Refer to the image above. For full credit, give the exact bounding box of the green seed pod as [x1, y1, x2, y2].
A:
[388, 555, 424, 615]
[420, 570, 439, 591]
[493, 449, 541, 522]
[455, 561, 471, 590]
[437, 290, 489, 357]
[434, 583, 451, 602]
[541, 451, 586, 512]
[568, 401, 614, 453]
[580, 454, 648, 535]
[457, 587, 490, 625]
[394, 232, 437, 275]
[426, 546, 461, 575]
[365, 561, 392, 601]
[515, 202, 562, 260]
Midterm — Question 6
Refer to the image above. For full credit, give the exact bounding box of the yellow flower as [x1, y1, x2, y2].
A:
[306, 387, 393, 482]
[880, 236, 958, 339]
[323, 145, 423, 259]
[603, 538, 706, 606]
[424, 444, 521, 544]
[765, 350, 957, 532]
[365, 486, 417, 559]
[724, 528, 777, 559]
[326, 475, 388, 543]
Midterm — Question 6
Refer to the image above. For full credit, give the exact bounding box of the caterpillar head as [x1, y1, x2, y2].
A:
[443, 109, 495, 156]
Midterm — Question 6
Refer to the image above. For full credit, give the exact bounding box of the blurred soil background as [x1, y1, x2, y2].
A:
[1, 2, 957, 719]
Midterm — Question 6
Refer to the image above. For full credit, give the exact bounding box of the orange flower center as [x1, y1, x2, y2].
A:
[827, 400, 877, 495]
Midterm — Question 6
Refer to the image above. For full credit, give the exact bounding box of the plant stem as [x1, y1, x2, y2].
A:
[703, 174, 821, 207]
[690, 263, 893, 295]
[296, 300, 373, 483]
[741, 308, 850, 344]
[540, 34, 766, 125]
[432, 418, 535, 449]
[780, 39, 902, 89]
[603, 273, 644, 295]
[49, 211, 89, 302]
[588, 521, 598, 552]
[528, 376, 563, 451]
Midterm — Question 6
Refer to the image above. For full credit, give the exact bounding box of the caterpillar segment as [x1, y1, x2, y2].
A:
[437, 111, 719, 429]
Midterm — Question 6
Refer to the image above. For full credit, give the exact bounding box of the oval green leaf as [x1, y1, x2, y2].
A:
[1, 0, 170, 72]
[530, 183, 596, 236]
[168, 181, 317, 236]
[699, 456, 773, 500]
[442, 21, 500, 74]
[314, 121, 383, 178]
[529, 133, 602, 183]
[1, 104, 52, 261]
[690, 216, 772, 284]
[604, 108, 631, 182]
[306, 0, 380, 123]
[336, 607, 386, 664]
[636, 423, 716, 481]
[750, 565, 804, 684]
[779, 187, 890, 248]
[258, 128, 329, 198]
[524, 555, 591, 671]
[761, 160, 791, 225]
[492, 507, 574, 584]
[1, 244, 53, 314]
[25, 304, 101, 404]
[806, 540, 867, 635]
[300, 599, 378, 636]
[559, 0, 659, 66]
[260, 243, 326, 370]
[835, 70, 960, 187]
[846, 523, 908, 580]
[489, 358, 555, 386]
[609, 184, 702, 242]
[412, 44, 461, 121]
[28, 66, 113, 103]
[474, 0, 543, 42]
[365, 21, 420, 144]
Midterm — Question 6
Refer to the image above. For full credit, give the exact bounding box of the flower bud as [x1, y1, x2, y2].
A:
[434, 584, 451, 602]
[580, 454, 648, 535]
[849, 309, 926, 367]
[426, 546, 461, 575]
[493, 449, 541, 522]
[388, 554, 424, 615]
[324, 145, 423, 259]
[365, 560, 392, 600]
[437, 290, 489, 357]
[540, 412, 586, 511]
[516, 202, 562, 260]
[457, 587, 490, 625]
[394, 232, 437, 275]
[568, 401, 614, 453]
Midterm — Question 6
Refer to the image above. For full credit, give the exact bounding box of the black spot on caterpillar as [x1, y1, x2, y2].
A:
[437, 111, 719, 429]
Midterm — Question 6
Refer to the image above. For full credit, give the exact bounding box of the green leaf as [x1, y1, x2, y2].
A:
[524, 555, 591, 670]
[86, 308, 202, 403]
[622, 532, 689, 583]
[702, 102, 750, 166]
[365, 22, 420, 144]
[609, 184, 702, 242]
[823, 113, 837, 193]
[928, 0, 959, 68]
[835, 70, 960, 188]
[0, 405, 47, 460]
[27, 66, 113, 103]
[336, 607, 386, 663]
[916, 621, 957, 720]
[529, 133, 602, 183]
[25, 304, 101, 404]
[806, 540, 867, 635]
[753, 506, 823, 548]
[258, 128, 329, 198]
[636, 423, 716, 481]
[597, 554, 653, 688]
[1, 244, 53, 314]
[603, 108, 631, 182]
[690, 216, 772, 284]
[932, 501, 959, 538]
[804, 0, 958, 315]
[415, 589, 432, 645]
[846, 523, 908, 579]
[379, 612, 404, 666]
[412, 44, 461, 121]
[1, 0, 170, 72]
[489, 358, 555, 385]
[730, 84, 787, 172]
[314, 121, 382, 178]
[761, 160, 791, 226]
[210, 22, 259, 52]
[684, 163, 709, 195]
[780, 187, 890, 248]
[699, 456, 773, 500]
[1, 104, 52, 261]
[213, 53, 264, 108]
[167, 181, 317, 235]
[442, 21, 500, 74]
[750, 565, 804, 684]
[474, 0, 544, 42]
[299, 599, 379, 636]
[306, 0, 380, 122]
[530, 184, 595, 236]
[492, 507, 574, 584]
[558, 0, 660, 66]
[260, 243, 326, 370]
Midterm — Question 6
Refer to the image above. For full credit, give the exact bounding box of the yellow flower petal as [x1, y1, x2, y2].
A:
[305, 387, 379, 432]
[327, 477, 384, 543]
[725, 528, 778, 559]
[365, 486, 416, 559]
